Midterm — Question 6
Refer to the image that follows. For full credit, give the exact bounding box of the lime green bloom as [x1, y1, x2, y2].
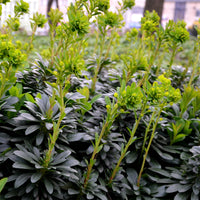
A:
[95, 0, 110, 12]
[1, 0, 10, 4]
[14, 0, 29, 16]
[115, 82, 144, 110]
[165, 20, 189, 44]
[141, 10, 160, 35]
[126, 28, 138, 41]
[98, 11, 123, 30]
[147, 74, 181, 105]
[0, 35, 26, 68]
[6, 17, 20, 31]
[31, 12, 47, 28]
[123, 0, 135, 10]
[68, 5, 90, 36]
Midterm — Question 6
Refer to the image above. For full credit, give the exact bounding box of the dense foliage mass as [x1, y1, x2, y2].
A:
[0, 0, 200, 199]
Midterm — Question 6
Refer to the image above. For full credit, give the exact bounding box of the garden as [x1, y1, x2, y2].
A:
[0, 0, 200, 199]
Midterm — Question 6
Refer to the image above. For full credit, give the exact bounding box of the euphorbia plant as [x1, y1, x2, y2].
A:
[164, 20, 189, 77]
[90, 0, 135, 94]
[137, 74, 181, 186]
[109, 81, 147, 184]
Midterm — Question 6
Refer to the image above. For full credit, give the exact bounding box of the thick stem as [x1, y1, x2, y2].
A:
[137, 107, 163, 186]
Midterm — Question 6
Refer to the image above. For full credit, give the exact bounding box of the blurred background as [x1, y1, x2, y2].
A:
[1, 0, 200, 34]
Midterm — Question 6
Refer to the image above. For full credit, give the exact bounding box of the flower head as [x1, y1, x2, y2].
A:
[123, 0, 135, 10]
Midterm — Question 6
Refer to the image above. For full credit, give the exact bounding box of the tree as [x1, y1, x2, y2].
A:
[47, 0, 59, 14]
[144, 0, 164, 22]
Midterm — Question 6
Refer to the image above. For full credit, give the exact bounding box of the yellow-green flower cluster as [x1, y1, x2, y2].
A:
[115, 82, 144, 110]
[1, 0, 10, 4]
[68, 5, 90, 36]
[14, 0, 29, 16]
[0, 5, 2, 16]
[98, 11, 123, 29]
[123, 0, 135, 10]
[147, 74, 181, 105]
[141, 10, 160, 36]
[31, 12, 47, 28]
[165, 20, 189, 44]
[126, 28, 138, 41]
[95, 0, 110, 12]
[6, 17, 20, 31]
[0, 34, 26, 68]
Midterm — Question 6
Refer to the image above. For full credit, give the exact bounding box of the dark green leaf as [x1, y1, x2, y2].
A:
[191, 192, 199, 200]
[36, 132, 44, 146]
[68, 188, 80, 195]
[174, 192, 189, 200]
[125, 151, 138, 164]
[166, 183, 181, 193]
[149, 168, 170, 177]
[31, 172, 42, 183]
[25, 125, 40, 135]
[14, 174, 31, 188]
[127, 168, 138, 185]
[44, 178, 53, 194]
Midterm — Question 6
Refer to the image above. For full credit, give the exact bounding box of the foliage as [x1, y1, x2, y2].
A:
[1, 1, 200, 200]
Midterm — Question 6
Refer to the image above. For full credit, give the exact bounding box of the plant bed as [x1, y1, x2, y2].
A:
[0, 0, 200, 199]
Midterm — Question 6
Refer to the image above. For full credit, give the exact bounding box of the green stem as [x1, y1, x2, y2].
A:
[93, 30, 99, 56]
[167, 44, 177, 78]
[155, 50, 165, 76]
[108, 104, 146, 185]
[188, 43, 200, 86]
[84, 105, 118, 188]
[91, 33, 105, 94]
[138, 40, 161, 87]
[137, 106, 163, 187]
[50, 26, 55, 68]
[141, 111, 156, 156]
[43, 80, 67, 168]
[104, 28, 116, 60]
[27, 24, 37, 54]
[83, 121, 109, 188]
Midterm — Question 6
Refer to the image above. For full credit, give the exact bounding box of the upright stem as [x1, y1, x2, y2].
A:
[50, 26, 55, 68]
[83, 121, 108, 188]
[138, 41, 161, 87]
[188, 43, 200, 86]
[108, 104, 146, 185]
[27, 24, 37, 54]
[43, 82, 67, 168]
[137, 106, 163, 186]
[91, 34, 105, 94]
[141, 111, 156, 156]
[84, 105, 118, 188]
[167, 44, 177, 78]
[104, 29, 116, 60]
[155, 50, 165, 76]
